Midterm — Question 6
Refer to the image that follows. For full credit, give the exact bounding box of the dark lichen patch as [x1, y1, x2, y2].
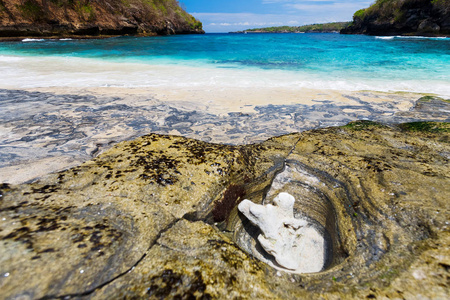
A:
[2, 226, 33, 249]
[362, 157, 393, 172]
[131, 153, 181, 186]
[398, 122, 450, 133]
[31, 184, 60, 194]
[70, 222, 123, 255]
[212, 184, 245, 223]
[1, 209, 74, 251]
[146, 269, 212, 300]
[208, 239, 262, 273]
[0, 183, 11, 198]
[36, 216, 60, 232]
[117, 134, 239, 187]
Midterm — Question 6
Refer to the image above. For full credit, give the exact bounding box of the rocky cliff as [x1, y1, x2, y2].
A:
[0, 0, 204, 39]
[341, 0, 450, 36]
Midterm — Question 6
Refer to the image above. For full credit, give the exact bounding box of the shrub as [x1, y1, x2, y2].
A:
[75, 3, 96, 22]
[17, 0, 44, 21]
[354, 9, 366, 20]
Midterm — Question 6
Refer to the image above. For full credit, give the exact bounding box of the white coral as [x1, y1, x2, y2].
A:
[238, 192, 309, 270]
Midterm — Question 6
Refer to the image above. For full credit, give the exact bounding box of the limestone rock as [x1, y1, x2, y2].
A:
[1, 121, 449, 299]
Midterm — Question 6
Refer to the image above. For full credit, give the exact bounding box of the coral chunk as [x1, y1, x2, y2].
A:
[238, 192, 310, 270]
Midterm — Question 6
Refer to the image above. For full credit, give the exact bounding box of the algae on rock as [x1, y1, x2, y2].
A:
[0, 121, 449, 299]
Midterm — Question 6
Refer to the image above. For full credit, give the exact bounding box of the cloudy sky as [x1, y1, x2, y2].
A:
[181, 0, 372, 32]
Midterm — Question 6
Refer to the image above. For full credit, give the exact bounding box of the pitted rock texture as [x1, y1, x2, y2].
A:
[0, 122, 449, 299]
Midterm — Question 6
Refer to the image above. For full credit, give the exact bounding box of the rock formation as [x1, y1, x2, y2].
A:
[1, 110, 449, 298]
[0, 0, 204, 39]
[341, 0, 450, 36]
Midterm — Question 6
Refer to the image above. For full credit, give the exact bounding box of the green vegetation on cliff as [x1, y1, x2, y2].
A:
[237, 22, 351, 33]
[0, 0, 204, 38]
[342, 0, 450, 36]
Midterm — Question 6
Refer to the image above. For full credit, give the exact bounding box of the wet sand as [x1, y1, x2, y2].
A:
[1, 87, 447, 184]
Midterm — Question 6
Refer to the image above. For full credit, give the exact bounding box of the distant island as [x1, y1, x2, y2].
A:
[233, 22, 351, 34]
[0, 0, 204, 40]
[341, 0, 449, 36]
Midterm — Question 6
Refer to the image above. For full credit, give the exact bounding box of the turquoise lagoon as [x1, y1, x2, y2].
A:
[0, 33, 449, 96]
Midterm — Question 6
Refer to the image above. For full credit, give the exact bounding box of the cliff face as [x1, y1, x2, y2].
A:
[0, 0, 204, 39]
[341, 0, 450, 36]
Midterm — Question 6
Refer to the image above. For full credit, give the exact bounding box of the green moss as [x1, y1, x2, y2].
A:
[16, 0, 44, 21]
[399, 122, 450, 133]
[120, 0, 131, 7]
[343, 120, 386, 131]
[73, 2, 96, 22]
[418, 95, 438, 102]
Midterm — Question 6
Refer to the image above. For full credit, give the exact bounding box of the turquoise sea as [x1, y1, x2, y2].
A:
[0, 33, 449, 95]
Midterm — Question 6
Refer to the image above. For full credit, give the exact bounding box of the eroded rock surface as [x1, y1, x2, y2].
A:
[0, 121, 449, 299]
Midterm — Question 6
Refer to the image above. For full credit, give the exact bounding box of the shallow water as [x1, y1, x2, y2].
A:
[1, 34, 449, 184]
[0, 33, 449, 95]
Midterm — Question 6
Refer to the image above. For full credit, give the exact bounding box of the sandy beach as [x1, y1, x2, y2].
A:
[2, 86, 447, 184]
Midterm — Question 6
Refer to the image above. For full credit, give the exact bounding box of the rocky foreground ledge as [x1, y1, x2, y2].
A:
[0, 120, 449, 299]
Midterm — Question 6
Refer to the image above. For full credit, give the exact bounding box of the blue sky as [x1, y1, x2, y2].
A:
[181, 0, 372, 32]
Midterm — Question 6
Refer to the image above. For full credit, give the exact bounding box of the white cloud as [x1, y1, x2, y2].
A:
[192, 1, 371, 32]
[192, 13, 303, 32]
[285, 1, 371, 14]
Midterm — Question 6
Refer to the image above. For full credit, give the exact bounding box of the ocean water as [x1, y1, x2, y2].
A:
[0, 33, 449, 96]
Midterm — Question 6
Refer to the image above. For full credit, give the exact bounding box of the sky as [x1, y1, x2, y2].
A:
[180, 0, 373, 33]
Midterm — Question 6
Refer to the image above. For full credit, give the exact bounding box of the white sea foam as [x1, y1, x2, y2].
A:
[0, 55, 24, 62]
[22, 38, 46, 42]
[375, 36, 395, 40]
[0, 55, 448, 97]
[396, 35, 448, 40]
[59, 38, 73, 41]
[376, 35, 448, 41]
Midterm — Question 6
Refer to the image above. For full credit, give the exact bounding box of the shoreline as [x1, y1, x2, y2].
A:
[1, 86, 448, 185]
